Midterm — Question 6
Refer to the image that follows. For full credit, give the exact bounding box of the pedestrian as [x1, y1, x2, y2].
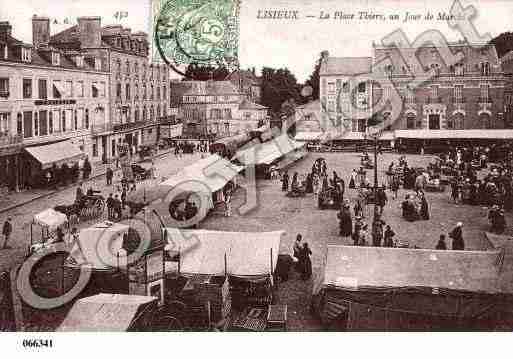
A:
[299, 242, 312, 281]
[383, 225, 395, 247]
[281, 171, 289, 192]
[82, 157, 92, 180]
[113, 194, 122, 220]
[449, 222, 465, 250]
[359, 224, 369, 246]
[372, 219, 384, 247]
[338, 202, 353, 237]
[2, 217, 12, 249]
[106, 193, 114, 220]
[106, 167, 114, 186]
[55, 226, 65, 243]
[71, 227, 79, 243]
[419, 194, 430, 220]
[349, 169, 357, 189]
[121, 187, 127, 209]
[75, 183, 84, 205]
[391, 176, 400, 200]
[224, 191, 232, 217]
[436, 234, 447, 250]
[352, 216, 363, 246]
[293, 234, 302, 272]
[376, 187, 388, 216]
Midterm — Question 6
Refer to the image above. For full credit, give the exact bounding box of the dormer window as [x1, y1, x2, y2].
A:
[51, 52, 60, 66]
[94, 58, 102, 71]
[21, 48, 31, 63]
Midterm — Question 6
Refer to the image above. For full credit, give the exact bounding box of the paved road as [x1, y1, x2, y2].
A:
[0, 151, 204, 272]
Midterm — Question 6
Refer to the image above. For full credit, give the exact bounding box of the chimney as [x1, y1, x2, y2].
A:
[77, 16, 101, 48]
[0, 21, 12, 41]
[32, 16, 50, 48]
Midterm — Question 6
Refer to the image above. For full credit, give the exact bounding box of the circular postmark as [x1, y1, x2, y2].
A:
[154, 0, 240, 78]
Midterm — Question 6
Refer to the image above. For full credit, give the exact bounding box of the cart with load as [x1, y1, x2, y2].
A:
[29, 208, 70, 255]
[131, 163, 152, 181]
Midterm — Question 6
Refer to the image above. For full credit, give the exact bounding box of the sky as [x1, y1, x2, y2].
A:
[1, 0, 513, 82]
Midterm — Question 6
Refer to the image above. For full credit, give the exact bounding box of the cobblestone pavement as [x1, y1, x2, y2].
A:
[0, 151, 204, 272]
[201, 151, 512, 330]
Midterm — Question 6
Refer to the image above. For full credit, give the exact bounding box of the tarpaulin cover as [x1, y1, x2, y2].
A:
[66, 221, 129, 270]
[25, 141, 85, 170]
[235, 135, 305, 165]
[58, 293, 157, 331]
[33, 208, 68, 231]
[164, 229, 283, 276]
[320, 245, 503, 294]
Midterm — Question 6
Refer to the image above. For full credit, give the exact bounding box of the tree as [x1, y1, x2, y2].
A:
[260, 67, 301, 114]
[183, 63, 230, 81]
[490, 32, 513, 58]
[304, 51, 325, 101]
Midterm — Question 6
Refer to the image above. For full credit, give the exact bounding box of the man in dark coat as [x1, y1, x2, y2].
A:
[2, 218, 12, 249]
[449, 222, 465, 250]
[436, 234, 447, 250]
[376, 187, 387, 215]
[338, 204, 352, 237]
[106, 167, 114, 186]
[281, 171, 289, 192]
[419, 194, 430, 220]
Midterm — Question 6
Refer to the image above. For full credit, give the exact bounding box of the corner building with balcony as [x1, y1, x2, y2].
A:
[0, 19, 109, 191]
[49, 17, 169, 161]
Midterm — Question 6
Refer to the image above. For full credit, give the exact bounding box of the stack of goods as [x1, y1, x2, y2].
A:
[229, 276, 273, 311]
[198, 276, 231, 323]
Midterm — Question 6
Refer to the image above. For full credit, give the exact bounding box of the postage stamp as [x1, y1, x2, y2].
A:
[152, 0, 240, 75]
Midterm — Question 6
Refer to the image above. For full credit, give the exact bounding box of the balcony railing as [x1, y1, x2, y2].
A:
[0, 134, 23, 147]
[478, 97, 492, 104]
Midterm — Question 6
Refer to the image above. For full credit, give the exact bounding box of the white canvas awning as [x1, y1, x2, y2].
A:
[33, 208, 68, 230]
[395, 129, 513, 140]
[295, 132, 324, 141]
[235, 135, 304, 166]
[25, 141, 85, 170]
[66, 221, 129, 271]
[165, 229, 284, 277]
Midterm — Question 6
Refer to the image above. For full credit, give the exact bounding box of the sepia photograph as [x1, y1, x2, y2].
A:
[1, 0, 513, 349]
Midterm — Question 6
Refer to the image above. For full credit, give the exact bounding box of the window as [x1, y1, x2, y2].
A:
[23, 79, 32, 99]
[85, 109, 89, 129]
[454, 85, 463, 102]
[92, 82, 99, 98]
[431, 85, 439, 99]
[51, 52, 60, 66]
[480, 84, 490, 102]
[157, 86, 160, 100]
[328, 100, 335, 112]
[77, 108, 83, 129]
[126, 61, 130, 74]
[52, 81, 62, 99]
[48, 111, 53, 134]
[358, 82, 366, 93]
[126, 84, 130, 100]
[34, 112, 38, 136]
[321, 78, 326, 94]
[65, 81, 72, 98]
[75, 56, 84, 68]
[17, 113, 22, 135]
[342, 82, 349, 93]
[116, 83, 121, 98]
[92, 142, 98, 157]
[150, 85, 154, 100]
[99, 82, 106, 97]
[384, 86, 391, 99]
[480, 62, 490, 76]
[0, 77, 8, 98]
[21, 48, 31, 62]
[3, 45, 7, 59]
[38, 79, 47, 99]
[223, 109, 231, 119]
[61, 110, 66, 132]
[94, 58, 102, 71]
[23, 111, 32, 138]
[327, 82, 335, 93]
[428, 114, 440, 130]
[0, 112, 10, 135]
[76, 81, 84, 97]
[455, 63, 464, 76]
[39, 110, 47, 136]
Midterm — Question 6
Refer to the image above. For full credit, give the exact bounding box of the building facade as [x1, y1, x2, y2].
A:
[225, 69, 262, 103]
[179, 80, 268, 138]
[0, 20, 109, 191]
[48, 17, 169, 160]
[319, 52, 373, 139]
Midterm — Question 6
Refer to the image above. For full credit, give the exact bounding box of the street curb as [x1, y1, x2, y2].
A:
[0, 149, 173, 215]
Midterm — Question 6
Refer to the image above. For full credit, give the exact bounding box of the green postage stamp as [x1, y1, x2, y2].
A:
[152, 0, 240, 73]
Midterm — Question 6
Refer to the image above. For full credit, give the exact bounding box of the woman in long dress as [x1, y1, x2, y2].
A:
[300, 243, 312, 280]
[338, 205, 353, 237]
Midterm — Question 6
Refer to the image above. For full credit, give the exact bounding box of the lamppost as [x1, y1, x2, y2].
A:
[366, 115, 383, 225]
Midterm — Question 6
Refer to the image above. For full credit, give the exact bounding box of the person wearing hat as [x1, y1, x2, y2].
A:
[352, 216, 363, 246]
[449, 222, 465, 250]
[338, 202, 353, 237]
[372, 217, 384, 247]
[436, 234, 447, 250]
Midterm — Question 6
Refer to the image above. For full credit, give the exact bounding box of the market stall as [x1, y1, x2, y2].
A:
[312, 245, 508, 330]
[29, 208, 69, 254]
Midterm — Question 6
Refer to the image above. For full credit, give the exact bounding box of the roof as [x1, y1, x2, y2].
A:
[25, 141, 85, 170]
[182, 80, 240, 96]
[33, 208, 68, 230]
[50, 25, 79, 43]
[502, 50, 513, 63]
[234, 134, 305, 165]
[320, 57, 372, 75]
[321, 245, 503, 294]
[239, 98, 268, 111]
[225, 69, 262, 85]
[58, 293, 157, 331]
[165, 229, 283, 276]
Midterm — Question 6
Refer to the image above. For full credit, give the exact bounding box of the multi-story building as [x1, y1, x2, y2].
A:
[225, 69, 262, 103]
[319, 52, 373, 139]
[178, 80, 268, 138]
[0, 20, 109, 191]
[48, 17, 169, 160]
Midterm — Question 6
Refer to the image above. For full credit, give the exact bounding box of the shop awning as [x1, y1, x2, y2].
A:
[33, 208, 68, 231]
[317, 245, 503, 295]
[164, 229, 284, 277]
[25, 141, 85, 170]
[395, 129, 513, 140]
[295, 132, 324, 141]
[235, 135, 304, 166]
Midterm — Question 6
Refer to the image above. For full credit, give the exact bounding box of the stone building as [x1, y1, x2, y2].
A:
[178, 80, 268, 138]
[48, 16, 169, 160]
[0, 20, 109, 191]
[225, 69, 262, 103]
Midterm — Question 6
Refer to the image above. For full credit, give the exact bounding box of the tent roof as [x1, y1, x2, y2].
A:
[234, 135, 304, 165]
[33, 208, 68, 229]
[322, 245, 503, 294]
[166, 230, 283, 276]
[58, 293, 157, 331]
[25, 141, 85, 170]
